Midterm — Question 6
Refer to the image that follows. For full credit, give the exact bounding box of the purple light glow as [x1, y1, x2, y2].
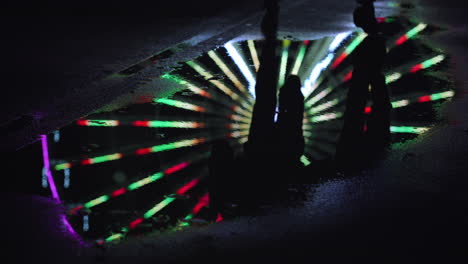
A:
[61, 215, 79, 237]
[41, 134, 85, 246]
[40, 135, 59, 200]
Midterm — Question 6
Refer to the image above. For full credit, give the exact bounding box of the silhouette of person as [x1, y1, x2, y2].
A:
[276, 75, 305, 171]
[207, 139, 235, 216]
[242, 0, 305, 204]
[335, 0, 391, 172]
[209, 1, 306, 213]
[241, 0, 280, 208]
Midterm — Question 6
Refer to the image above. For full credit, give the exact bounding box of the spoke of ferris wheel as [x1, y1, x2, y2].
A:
[278, 40, 292, 88]
[247, 40, 260, 72]
[224, 42, 257, 98]
[207, 50, 251, 100]
[53, 128, 248, 171]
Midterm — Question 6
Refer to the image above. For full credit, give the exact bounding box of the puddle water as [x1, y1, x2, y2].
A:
[28, 15, 455, 245]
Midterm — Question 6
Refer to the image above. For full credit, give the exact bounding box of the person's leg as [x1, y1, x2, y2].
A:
[208, 140, 234, 216]
[367, 73, 391, 158]
[243, 1, 279, 206]
[335, 70, 370, 170]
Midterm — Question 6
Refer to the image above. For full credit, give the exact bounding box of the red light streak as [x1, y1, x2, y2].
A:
[165, 162, 189, 175]
[395, 35, 408, 46]
[215, 213, 224, 223]
[410, 64, 423, 73]
[129, 218, 144, 229]
[81, 159, 92, 165]
[376, 17, 386, 23]
[135, 148, 152, 155]
[133, 121, 150, 127]
[76, 120, 88, 126]
[418, 95, 432, 102]
[192, 193, 209, 215]
[111, 188, 127, 197]
[176, 178, 200, 195]
[70, 205, 84, 215]
[332, 53, 347, 69]
[343, 70, 353, 82]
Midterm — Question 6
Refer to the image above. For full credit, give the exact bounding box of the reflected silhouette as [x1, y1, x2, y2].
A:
[276, 75, 305, 170]
[336, 0, 391, 172]
[208, 139, 235, 216]
[243, 0, 305, 206]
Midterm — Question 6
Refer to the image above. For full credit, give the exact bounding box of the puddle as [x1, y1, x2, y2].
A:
[25, 15, 456, 245]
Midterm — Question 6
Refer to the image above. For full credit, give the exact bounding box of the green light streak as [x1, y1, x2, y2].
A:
[391, 99, 410, 108]
[151, 139, 202, 153]
[305, 87, 333, 108]
[390, 126, 429, 134]
[385, 72, 402, 84]
[179, 214, 194, 227]
[155, 98, 204, 112]
[300, 155, 311, 166]
[230, 123, 251, 130]
[308, 98, 340, 115]
[421, 55, 445, 69]
[143, 197, 176, 219]
[406, 23, 428, 40]
[345, 32, 367, 54]
[230, 114, 252, 123]
[84, 195, 110, 208]
[430, 90, 454, 101]
[303, 131, 313, 137]
[278, 40, 291, 88]
[146, 121, 201, 128]
[161, 73, 209, 98]
[55, 163, 71, 171]
[161, 72, 183, 83]
[291, 44, 308, 75]
[309, 112, 343, 123]
[105, 233, 124, 242]
[84, 120, 119, 127]
[91, 153, 122, 164]
[184, 214, 194, 221]
[230, 130, 250, 138]
[127, 172, 164, 191]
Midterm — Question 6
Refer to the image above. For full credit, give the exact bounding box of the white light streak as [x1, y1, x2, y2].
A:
[225, 42, 256, 97]
[329, 32, 352, 52]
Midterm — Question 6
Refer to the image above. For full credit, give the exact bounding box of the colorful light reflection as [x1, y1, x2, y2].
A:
[278, 40, 291, 88]
[309, 112, 343, 123]
[76, 120, 120, 127]
[291, 40, 309, 75]
[410, 55, 445, 73]
[390, 126, 429, 134]
[225, 42, 256, 97]
[103, 177, 201, 242]
[161, 73, 211, 98]
[208, 50, 248, 95]
[331, 32, 367, 69]
[395, 23, 427, 46]
[133, 120, 204, 128]
[247, 40, 260, 72]
[187, 60, 239, 101]
[155, 98, 206, 112]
